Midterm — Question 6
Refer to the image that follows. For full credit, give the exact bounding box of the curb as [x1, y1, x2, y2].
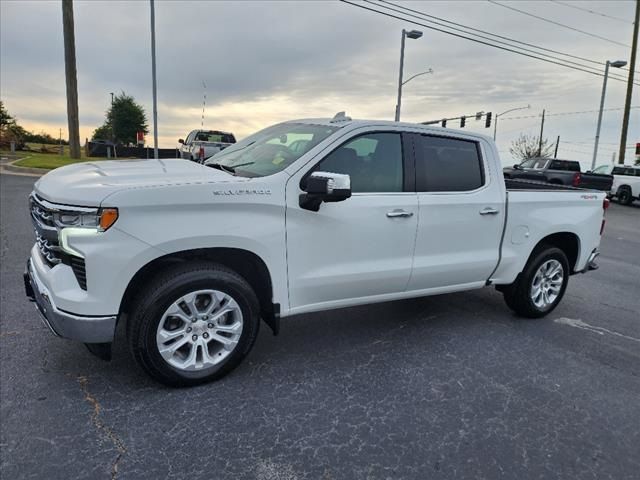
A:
[0, 157, 49, 176]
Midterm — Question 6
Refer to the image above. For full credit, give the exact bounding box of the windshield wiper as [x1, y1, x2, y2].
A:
[206, 162, 236, 174]
[228, 162, 255, 170]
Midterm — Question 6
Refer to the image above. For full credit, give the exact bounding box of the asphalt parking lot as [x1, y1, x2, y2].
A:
[1, 172, 639, 480]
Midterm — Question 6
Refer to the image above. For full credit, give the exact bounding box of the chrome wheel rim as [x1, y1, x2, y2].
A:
[530, 259, 564, 309]
[156, 289, 243, 371]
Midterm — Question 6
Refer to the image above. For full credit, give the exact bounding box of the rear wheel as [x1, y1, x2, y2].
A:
[502, 246, 569, 318]
[617, 186, 632, 205]
[127, 262, 260, 387]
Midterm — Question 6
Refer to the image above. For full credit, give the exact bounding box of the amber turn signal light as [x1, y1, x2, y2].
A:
[99, 208, 119, 231]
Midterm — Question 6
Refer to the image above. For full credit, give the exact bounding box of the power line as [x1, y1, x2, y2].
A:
[373, 0, 632, 81]
[378, 0, 600, 67]
[342, 1, 637, 84]
[550, 1, 632, 25]
[501, 106, 640, 120]
[488, 0, 631, 48]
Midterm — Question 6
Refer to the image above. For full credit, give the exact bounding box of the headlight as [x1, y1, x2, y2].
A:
[56, 208, 119, 258]
[54, 208, 118, 231]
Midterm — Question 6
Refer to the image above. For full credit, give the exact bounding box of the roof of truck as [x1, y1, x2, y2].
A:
[289, 117, 494, 142]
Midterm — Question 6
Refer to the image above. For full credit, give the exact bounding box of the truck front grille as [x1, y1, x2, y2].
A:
[70, 256, 87, 290]
[29, 194, 88, 290]
[30, 195, 62, 266]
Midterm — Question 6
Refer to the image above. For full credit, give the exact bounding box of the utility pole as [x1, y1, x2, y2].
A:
[395, 31, 406, 122]
[554, 135, 560, 158]
[150, 0, 159, 159]
[618, 0, 639, 165]
[538, 109, 545, 157]
[62, 0, 80, 159]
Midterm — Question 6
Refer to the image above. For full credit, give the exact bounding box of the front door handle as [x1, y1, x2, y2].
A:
[386, 209, 414, 218]
[479, 207, 500, 215]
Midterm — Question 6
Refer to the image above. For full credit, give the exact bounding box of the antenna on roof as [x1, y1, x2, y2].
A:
[201, 81, 207, 128]
[330, 111, 352, 123]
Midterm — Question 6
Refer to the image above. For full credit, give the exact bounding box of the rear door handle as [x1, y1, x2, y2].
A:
[479, 207, 500, 215]
[386, 209, 414, 218]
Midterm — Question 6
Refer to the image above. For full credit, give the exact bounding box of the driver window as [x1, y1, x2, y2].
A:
[314, 133, 403, 193]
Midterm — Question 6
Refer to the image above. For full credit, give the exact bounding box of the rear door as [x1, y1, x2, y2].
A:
[407, 133, 505, 290]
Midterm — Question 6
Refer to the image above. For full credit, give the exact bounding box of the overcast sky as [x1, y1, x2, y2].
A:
[1, 0, 638, 166]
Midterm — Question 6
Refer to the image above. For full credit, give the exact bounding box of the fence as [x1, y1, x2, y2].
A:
[85, 141, 181, 159]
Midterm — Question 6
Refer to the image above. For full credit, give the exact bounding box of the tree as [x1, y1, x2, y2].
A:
[0, 101, 27, 149]
[92, 124, 112, 142]
[92, 92, 148, 144]
[509, 133, 555, 161]
[0, 101, 14, 127]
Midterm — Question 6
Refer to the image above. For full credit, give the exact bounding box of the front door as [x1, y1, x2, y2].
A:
[286, 131, 418, 312]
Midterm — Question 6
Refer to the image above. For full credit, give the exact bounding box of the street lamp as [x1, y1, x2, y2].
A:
[493, 104, 530, 140]
[402, 68, 433, 86]
[591, 59, 627, 170]
[395, 28, 423, 121]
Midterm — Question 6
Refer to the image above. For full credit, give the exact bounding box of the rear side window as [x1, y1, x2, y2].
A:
[612, 167, 627, 175]
[414, 135, 484, 192]
[550, 160, 579, 172]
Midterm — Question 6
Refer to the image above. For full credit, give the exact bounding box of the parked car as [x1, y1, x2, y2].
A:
[503, 158, 613, 191]
[178, 129, 236, 163]
[25, 116, 608, 386]
[592, 164, 640, 205]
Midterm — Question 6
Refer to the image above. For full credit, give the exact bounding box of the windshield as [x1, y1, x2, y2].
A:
[195, 131, 235, 143]
[592, 165, 611, 174]
[205, 123, 339, 177]
[520, 158, 549, 169]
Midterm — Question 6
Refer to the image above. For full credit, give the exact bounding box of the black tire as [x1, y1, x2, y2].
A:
[502, 246, 569, 318]
[617, 186, 632, 206]
[127, 262, 260, 387]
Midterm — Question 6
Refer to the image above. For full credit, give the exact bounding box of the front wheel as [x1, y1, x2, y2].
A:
[501, 246, 569, 318]
[127, 263, 260, 387]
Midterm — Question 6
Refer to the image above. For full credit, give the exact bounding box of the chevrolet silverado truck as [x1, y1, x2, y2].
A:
[503, 158, 613, 191]
[178, 129, 236, 163]
[25, 115, 608, 386]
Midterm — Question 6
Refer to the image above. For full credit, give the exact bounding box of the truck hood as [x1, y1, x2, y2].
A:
[34, 159, 242, 206]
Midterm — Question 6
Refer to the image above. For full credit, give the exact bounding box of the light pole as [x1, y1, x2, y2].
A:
[592, 59, 627, 170]
[493, 105, 530, 140]
[150, 0, 159, 160]
[395, 29, 423, 122]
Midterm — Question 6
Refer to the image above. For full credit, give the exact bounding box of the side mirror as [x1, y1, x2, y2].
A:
[300, 171, 351, 212]
[178, 138, 184, 144]
[513, 164, 521, 169]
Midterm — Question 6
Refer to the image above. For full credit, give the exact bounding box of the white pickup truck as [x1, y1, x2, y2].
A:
[25, 115, 608, 386]
[178, 129, 236, 163]
[593, 164, 640, 205]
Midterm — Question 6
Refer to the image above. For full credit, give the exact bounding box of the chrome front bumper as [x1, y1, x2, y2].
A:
[24, 259, 117, 343]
